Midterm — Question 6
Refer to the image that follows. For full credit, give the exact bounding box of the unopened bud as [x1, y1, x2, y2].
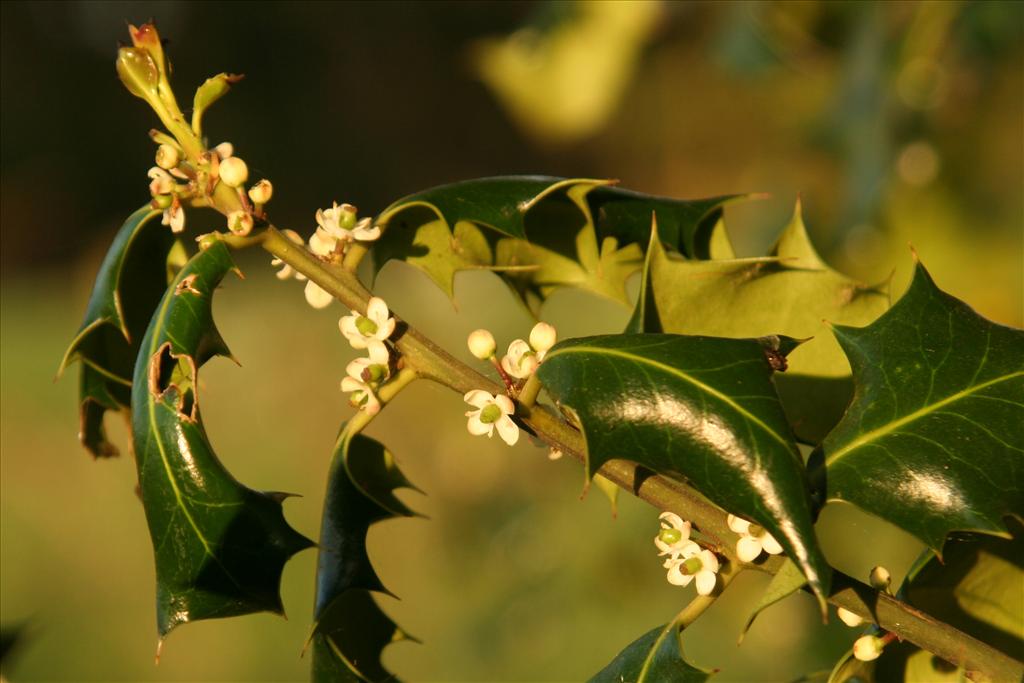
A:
[869, 566, 891, 591]
[227, 210, 254, 236]
[128, 23, 166, 76]
[518, 354, 540, 376]
[836, 607, 864, 628]
[467, 329, 496, 359]
[248, 179, 273, 204]
[116, 47, 159, 100]
[529, 322, 557, 353]
[219, 156, 248, 188]
[213, 142, 234, 159]
[155, 144, 180, 170]
[853, 635, 885, 662]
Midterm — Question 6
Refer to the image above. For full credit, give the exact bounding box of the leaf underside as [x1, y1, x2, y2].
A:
[131, 242, 313, 638]
[589, 618, 713, 683]
[537, 333, 831, 609]
[372, 175, 737, 311]
[816, 261, 1024, 552]
[61, 206, 176, 457]
[311, 431, 418, 682]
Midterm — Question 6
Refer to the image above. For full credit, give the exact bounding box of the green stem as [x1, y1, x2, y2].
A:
[517, 373, 542, 408]
[252, 227, 1022, 683]
[342, 243, 369, 272]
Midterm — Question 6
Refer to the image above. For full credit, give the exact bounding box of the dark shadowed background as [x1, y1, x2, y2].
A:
[2, 1, 1021, 681]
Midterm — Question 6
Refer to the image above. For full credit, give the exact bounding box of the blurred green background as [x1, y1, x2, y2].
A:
[1, 1, 1021, 681]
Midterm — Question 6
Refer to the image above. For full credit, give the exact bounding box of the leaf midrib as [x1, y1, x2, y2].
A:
[825, 371, 1024, 466]
[545, 345, 793, 451]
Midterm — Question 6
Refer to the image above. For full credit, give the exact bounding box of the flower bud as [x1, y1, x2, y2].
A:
[116, 47, 159, 100]
[219, 156, 248, 188]
[248, 179, 273, 204]
[836, 607, 864, 628]
[147, 167, 174, 196]
[853, 635, 885, 662]
[869, 565, 891, 591]
[467, 329, 496, 359]
[155, 144, 180, 170]
[227, 210, 254, 236]
[529, 322, 557, 353]
[518, 353, 540, 376]
[213, 142, 234, 160]
[129, 23, 166, 76]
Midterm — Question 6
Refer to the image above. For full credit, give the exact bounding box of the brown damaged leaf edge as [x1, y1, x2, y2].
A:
[174, 274, 202, 296]
[147, 341, 199, 423]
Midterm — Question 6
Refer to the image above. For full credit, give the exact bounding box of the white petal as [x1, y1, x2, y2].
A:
[463, 390, 494, 408]
[377, 317, 396, 341]
[494, 394, 515, 415]
[363, 393, 381, 416]
[495, 416, 519, 446]
[309, 229, 337, 256]
[678, 541, 702, 558]
[727, 514, 750, 534]
[700, 550, 719, 573]
[666, 564, 693, 587]
[366, 297, 389, 323]
[340, 377, 363, 392]
[837, 607, 864, 628]
[658, 511, 686, 532]
[695, 570, 717, 596]
[353, 222, 381, 241]
[367, 341, 390, 365]
[346, 358, 370, 380]
[466, 414, 493, 436]
[654, 538, 672, 553]
[736, 536, 763, 563]
[761, 533, 784, 555]
[500, 355, 519, 378]
[304, 281, 333, 309]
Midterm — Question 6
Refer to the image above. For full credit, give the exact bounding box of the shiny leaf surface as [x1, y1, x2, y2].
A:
[815, 262, 1024, 551]
[310, 430, 418, 682]
[373, 176, 735, 308]
[131, 242, 313, 639]
[537, 334, 831, 609]
[60, 206, 176, 456]
[639, 203, 889, 442]
[589, 617, 712, 683]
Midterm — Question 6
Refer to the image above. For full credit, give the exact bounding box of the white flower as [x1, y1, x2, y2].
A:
[467, 329, 497, 360]
[547, 448, 563, 460]
[155, 144, 180, 170]
[464, 390, 519, 446]
[727, 514, 784, 562]
[664, 542, 719, 595]
[853, 635, 885, 662]
[248, 179, 273, 204]
[270, 230, 307, 281]
[309, 228, 339, 257]
[340, 343, 391, 416]
[339, 297, 396, 352]
[213, 141, 234, 159]
[148, 167, 174, 196]
[500, 339, 540, 379]
[219, 156, 249, 188]
[227, 210, 253, 236]
[350, 216, 381, 242]
[654, 512, 692, 558]
[304, 281, 333, 309]
[161, 201, 185, 233]
[529, 322, 557, 359]
[837, 607, 865, 628]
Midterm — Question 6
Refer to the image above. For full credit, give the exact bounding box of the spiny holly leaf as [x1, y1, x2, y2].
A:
[638, 202, 889, 442]
[537, 334, 831, 611]
[60, 206, 178, 457]
[131, 242, 313, 640]
[624, 221, 662, 334]
[589, 616, 713, 683]
[814, 261, 1024, 552]
[310, 429, 418, 682]
[372, 176, 736, 309]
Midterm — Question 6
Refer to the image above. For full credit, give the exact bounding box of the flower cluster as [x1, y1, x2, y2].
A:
[654, 512, 720, 595]
[467, 322, 557, 386]
[145, 138, 274, 238]
[337, 297, 397, 416]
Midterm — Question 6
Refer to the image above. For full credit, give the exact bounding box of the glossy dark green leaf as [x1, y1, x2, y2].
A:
[373, 176, 736, 307]
[131, 242, 313, 639]
[310, 430, 418, 682]
[638, 203, 889, 443]
[815, 261, 1024, 552]
[537, 334, 831, 610]
[60, 206, 177, 457]
[589, 617, 713, 683]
